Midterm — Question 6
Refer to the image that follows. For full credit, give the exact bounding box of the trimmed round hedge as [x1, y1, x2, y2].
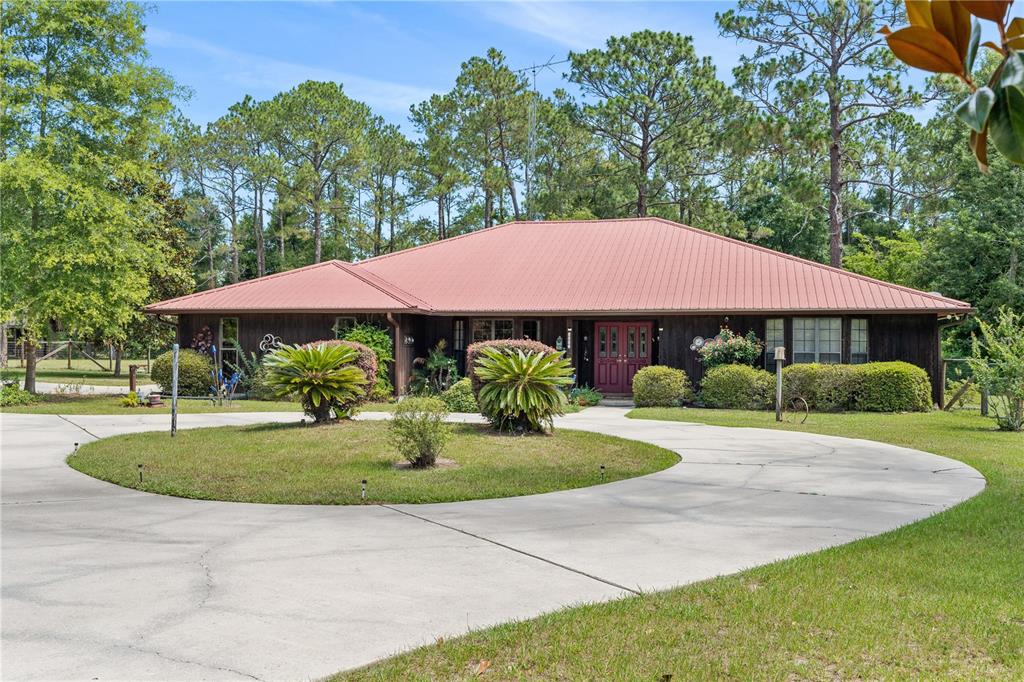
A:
[151, 349, 214, 396]
[632, 366, 695, 407]
[700, 364, 774, 410]
[440, 377, 478, 412]
[782, 361, 931, 412]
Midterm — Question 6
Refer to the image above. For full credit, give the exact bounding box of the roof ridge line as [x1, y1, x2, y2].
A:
[651, 217, 969, 308]
[332, 262, 431, 311]
[143, 260, 342, 310]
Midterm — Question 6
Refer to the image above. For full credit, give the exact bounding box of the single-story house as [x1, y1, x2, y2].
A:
[146, 217, 973, 405]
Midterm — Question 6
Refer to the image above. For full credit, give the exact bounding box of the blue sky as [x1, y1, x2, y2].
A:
[146, 1, 747, 128]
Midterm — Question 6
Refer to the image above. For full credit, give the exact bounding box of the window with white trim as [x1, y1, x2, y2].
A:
[851, 318, 869, 364]
[453, 320, 466, 350]
[219, 317, 240, 368]
[522, 319, 541, 341]
[765, 318, 784, 369]
[472, 319, 514, 343]
[793, 317, 841, 364]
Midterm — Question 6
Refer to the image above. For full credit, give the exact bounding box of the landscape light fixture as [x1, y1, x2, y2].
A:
[361, 479, 367, 500]
[137, 463, 144, 484]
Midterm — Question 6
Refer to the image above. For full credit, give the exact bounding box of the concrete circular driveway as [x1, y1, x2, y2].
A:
[1, 407, 984, 681]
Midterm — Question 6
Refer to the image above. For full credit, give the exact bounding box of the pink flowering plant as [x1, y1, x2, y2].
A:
[698, 327, 764, 369]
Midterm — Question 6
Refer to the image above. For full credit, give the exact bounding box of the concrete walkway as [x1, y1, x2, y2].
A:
[1, 408, 984, 681]
[27, 381, 158, 395]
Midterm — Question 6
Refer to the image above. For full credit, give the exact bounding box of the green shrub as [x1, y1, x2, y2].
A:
[151, 349, 214, 396]
[301, 339, 378, 402]
[263, 343, 368, 422]
[782, 363, 859, 412]
[569, 385, 602, 407]
[698, 328, 764, 369]
[700, 364, 774, 410]
[440, 378, 477, 412]
[388, 396, 453, 468]
[474, 347, 574, 432]
[632, 366, 695, 407]
[119, 391, 142, 408]
[854, 361, 931, 412]
[411, 340, 458, 395]
[341, 323, 395, 399]
[466, 338, 554, 398]
[0, 383, 36, 406]
[968, 307, 1024, 431]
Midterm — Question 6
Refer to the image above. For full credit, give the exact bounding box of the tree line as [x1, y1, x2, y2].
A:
[3, 0, 1022, 392]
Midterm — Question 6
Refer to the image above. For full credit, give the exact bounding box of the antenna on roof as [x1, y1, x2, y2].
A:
[513, 56, 569, 221]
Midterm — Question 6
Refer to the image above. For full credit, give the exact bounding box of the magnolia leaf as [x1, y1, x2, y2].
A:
[969, 128, 990, 172]
[884, 26, 965, 75]
[931, 0, 973, 62]
[1008, 17, 1024, 49]
[905, 0, 934, 28]
[981, 40, 1006, 55]
[988, 84, 1024, 164]
[958, 1, 1012, 23]
[956, 86, 996, 132]
[476, 660, 492, 675]
[967, 18, 982, 70]
[1002, 52, 1024, 90]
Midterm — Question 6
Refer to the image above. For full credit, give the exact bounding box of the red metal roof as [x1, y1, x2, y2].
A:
[145, 260, 425, 314]
[147, 218, 972, 316]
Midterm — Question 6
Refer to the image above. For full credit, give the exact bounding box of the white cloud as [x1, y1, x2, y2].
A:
[472, 1, 676, 51]
[147, 27, 438, 114]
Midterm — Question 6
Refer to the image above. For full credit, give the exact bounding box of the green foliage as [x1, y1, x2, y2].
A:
[474, 348, 574, 433]
[698, 328, 764, 369]
[853, 362, 932, 413]
[440, 378, 478, 413]
[411, 340, 458, 395]
[844, 232, 925, 288]
[388, 396, 453, 468]
[632, 366, 695, 407]
[466, 338, 554, 397]
[0, 383, 36, 407]
[0, 0, 179, 391]
[782, 363, 859, 412]
[568, 385, 603, 407]
[151, 349, 214, 397]
[700, 364, 774, 410]
[969, 307, 1024, 431]
[119, 391, 142, 408]
[341, 323, 394, 397]
[301, 339, 378, 398]
[263, 343, 368, 422]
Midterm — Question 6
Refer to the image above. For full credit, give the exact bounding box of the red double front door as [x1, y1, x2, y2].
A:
[594, 321, 653, 394]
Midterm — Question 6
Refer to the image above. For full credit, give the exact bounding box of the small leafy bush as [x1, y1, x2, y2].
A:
[388, 396, 453, 468]
[151, 349, 214, 396]
[569, 385, 602, 407]
[342, 323, 394, 400]
[698, 328, 764, 369]
[783, 363, 859, 412]
[474, 347, 574, 432]
[466, 338, 554, 398]
[700, 364, 774, 410]
[119, 391, 142, 408]
[411, 340, 458, 394]
[263, 343, 368, 422]
[853, 362, 931, 413]
[301, 339, 378, 401]
[969, 307, 1024, 431]
[0, 383, 36, 406]
[440, 377, 478, 412]
[632, 366, 695, 407]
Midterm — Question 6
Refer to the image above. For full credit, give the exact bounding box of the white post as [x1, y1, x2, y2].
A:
[774, 346, 786, 422]
[171, 343, 179, 437]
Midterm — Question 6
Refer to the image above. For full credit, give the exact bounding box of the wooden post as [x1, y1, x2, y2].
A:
[171, 344, 179, 437]
[129, 365, 138, 394]
[67, 339, 73, 369]
[774, 346, 786, 422]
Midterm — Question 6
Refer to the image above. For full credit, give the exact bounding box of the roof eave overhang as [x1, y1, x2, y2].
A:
[143, 307, 419, 316]
[413, 307, 976, 317]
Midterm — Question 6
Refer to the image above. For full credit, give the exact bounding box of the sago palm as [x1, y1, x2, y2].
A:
[474, 347, 574, 432]
[263, 343, 367, 422]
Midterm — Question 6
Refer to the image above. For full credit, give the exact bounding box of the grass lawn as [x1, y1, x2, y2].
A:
[336, 409, 1023, 681]
[0, 394, 302, 415]
[1, 358, 151, 386]
[68, 420, 677, 504]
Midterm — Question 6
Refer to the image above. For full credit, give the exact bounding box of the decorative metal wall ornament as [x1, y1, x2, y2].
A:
[258, 333, 282, 352]
[689, 336, 706, 351]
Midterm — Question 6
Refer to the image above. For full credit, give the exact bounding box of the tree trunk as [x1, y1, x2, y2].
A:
[437, 195, 446, 240]
[113, 345, 122, 377]
[313, 208, 322, 263]
[484, 188, 494, 228]
[254, 186, 266, 277]
[828, 95, 843, 269]
[24, 339, 36, 394]
[0, 323, 7, 369]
